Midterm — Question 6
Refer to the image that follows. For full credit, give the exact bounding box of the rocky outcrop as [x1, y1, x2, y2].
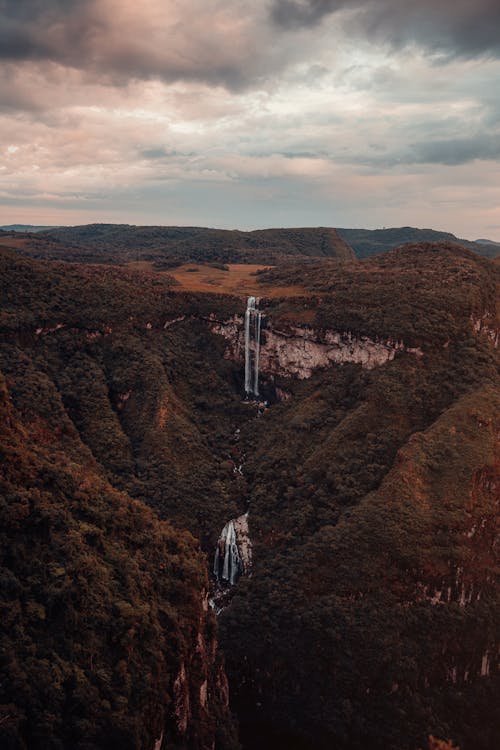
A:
[214, 513, 252, 586]
[210, 315, 422, 380]
[470, 312, 499, 347]
[165, 591, 234, 750]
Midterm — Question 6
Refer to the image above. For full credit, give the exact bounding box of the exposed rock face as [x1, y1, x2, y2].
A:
[167, 593, 233, 750]
[232, 513, 252, 575]
[211, 316, 422, 380]
[470, 312, 499, 348]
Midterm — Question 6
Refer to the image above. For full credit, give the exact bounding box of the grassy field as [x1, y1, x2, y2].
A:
[143, 262, 308, 298]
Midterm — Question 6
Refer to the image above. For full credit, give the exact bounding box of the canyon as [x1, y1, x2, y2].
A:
[0, 240, 498, 750]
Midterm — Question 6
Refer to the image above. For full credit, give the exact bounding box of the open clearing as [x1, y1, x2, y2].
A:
[0, 235, 31, 249]
[0, 237, 309, 299]
[128, 261, 308, 298]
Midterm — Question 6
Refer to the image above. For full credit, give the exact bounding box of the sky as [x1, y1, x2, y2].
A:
[1, 0, 500, 239]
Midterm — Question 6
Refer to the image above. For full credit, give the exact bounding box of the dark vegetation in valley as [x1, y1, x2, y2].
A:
[222, 243, 499, 750]
[0, 238, 498, 750]
[0, 250, 246, 749]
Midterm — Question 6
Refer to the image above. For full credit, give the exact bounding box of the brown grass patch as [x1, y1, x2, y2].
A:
[0, 235, 30, 249]
[163, 263, 307, 298]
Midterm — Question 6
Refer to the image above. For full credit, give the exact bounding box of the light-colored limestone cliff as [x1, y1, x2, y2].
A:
[210, 316, 422, 380]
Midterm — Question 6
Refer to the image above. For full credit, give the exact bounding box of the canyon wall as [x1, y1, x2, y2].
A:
[210, 314, 423, 380]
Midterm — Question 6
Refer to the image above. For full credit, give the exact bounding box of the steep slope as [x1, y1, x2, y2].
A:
[221, 385, 499, 750]
[0, 248, 250, 543]
[0, 371, 238, 750]
[255, 242, 499, 348]
[216, 244, 500, 750]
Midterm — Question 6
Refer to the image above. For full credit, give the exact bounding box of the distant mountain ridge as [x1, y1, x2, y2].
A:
[337, 226, 500, 258]
[1, 224, 61, 232]
[4, 224, 356, 266]
[45, 223, 356, 261]
[476, 238, 500, 247]
[2, 223, 498, 263]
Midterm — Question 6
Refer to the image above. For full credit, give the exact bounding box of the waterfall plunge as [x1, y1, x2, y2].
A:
[213, 520, 242, 585]
[244, 296, 262, 397]
[213, 513, 252, 587]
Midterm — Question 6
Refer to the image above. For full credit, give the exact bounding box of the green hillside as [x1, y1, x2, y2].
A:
[1, 242, 498, 750]
[28, 224, 355, 266]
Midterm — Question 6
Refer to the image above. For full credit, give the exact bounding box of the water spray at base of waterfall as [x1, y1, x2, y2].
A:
[244, 296, 262, 398]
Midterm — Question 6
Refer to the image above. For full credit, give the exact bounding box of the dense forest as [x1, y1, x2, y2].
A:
[0, 238, 498, 749]
[2, 224, 499, 269]
[0, 225, 355, 267]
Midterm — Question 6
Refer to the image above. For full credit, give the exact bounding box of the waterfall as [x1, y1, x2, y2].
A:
[244, 296, 262, 397]
[213, 513, 252, 588]
[254, 309, 262, 396]
[213, 520, 242, 585]
[244, 296, 254, 394]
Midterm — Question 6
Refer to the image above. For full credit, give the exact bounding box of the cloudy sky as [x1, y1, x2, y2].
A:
[1, 0, 500, 238]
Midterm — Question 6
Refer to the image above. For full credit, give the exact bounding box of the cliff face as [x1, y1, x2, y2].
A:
[371, 386, 499, 688]
[168, 593, 236, 750]
[211, 315, 422, 381]
[471, 312, 499, 348]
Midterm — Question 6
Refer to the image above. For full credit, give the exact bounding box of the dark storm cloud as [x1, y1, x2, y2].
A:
[271, 0, 500, 59]
[0, 1, 95, 63]
[140, 148, 174, 160]
[0, 0, 272, 90]
[3, 0, 499, 98]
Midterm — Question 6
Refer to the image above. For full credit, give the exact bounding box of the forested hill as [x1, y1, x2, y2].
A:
[10, 224, 355, 266]
[0, 247, 242, 750]
[2, 223, 498, 265]
[1, 242, 498, 750]
[337, 226, 500, 258]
